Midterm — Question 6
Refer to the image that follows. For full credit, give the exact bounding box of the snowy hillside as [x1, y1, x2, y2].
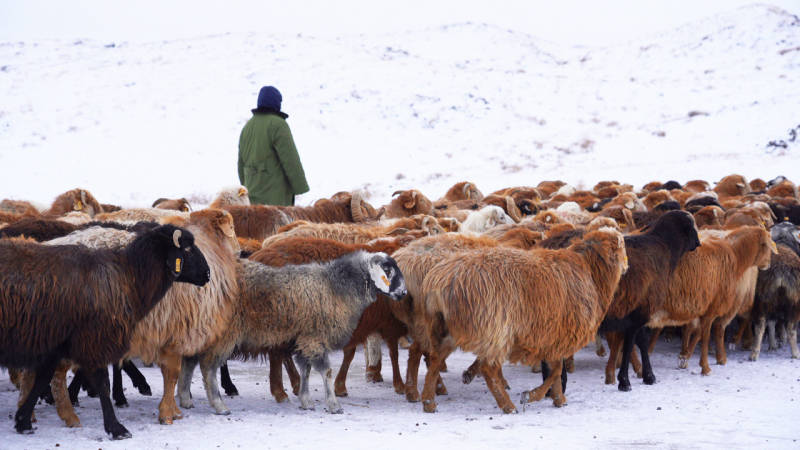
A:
[1, 4, 798, 208]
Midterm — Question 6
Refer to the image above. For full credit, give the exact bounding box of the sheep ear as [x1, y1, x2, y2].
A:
[238, 187, 248, 197]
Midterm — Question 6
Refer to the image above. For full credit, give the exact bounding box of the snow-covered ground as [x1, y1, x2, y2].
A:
[2, 340, 799, 449]
[2, 1, 800, 448]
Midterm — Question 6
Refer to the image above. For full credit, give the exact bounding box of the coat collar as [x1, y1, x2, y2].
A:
[251, 107, 289, 119]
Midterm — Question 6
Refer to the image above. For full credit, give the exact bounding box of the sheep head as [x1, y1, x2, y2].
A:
[366, 252, 407, 300]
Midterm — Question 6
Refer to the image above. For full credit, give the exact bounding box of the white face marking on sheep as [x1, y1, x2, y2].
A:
[368, 259, 393, 295]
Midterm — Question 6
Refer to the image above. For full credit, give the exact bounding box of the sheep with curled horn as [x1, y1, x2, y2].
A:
[381, 189, 434, 218]
[436, 181, 484, 204]
[178, 251, 407, 415]
[0, 224, 210, 439]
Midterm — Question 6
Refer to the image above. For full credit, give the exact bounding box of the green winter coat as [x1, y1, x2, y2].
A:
[238, 111, 310, 206]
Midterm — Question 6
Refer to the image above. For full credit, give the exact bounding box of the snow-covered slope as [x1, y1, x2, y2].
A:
[1, 4, 798, 208]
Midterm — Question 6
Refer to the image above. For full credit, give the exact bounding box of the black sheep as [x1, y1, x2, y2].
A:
[0, 224, 210, 439]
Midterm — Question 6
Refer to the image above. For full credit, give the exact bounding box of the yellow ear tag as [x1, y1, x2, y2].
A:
[182, 207, 189, 212]
[785, 217, 790, 221]
[74, 200, 83, 211]
[770, 241, 777, 251]
[238, 188, 247, 197]
[381, 275, 390, 287]
[175, 258, 182, 273]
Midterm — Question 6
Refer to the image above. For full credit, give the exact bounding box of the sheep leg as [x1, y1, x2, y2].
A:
[530, 360, 542, 373]
[712, 319, 728, 365]
[199, 355, 231, 415]
[420, 341, 454, 413]
[423, 352, 448, 395]
[177, 356, 198, 409]
[595, 333, 606, 357]
[749, 316, 767, 361]
[617, 326, 638, 392]
[404, 341, 423, 403]
[563, 355, 575, 373]
[635, 328, 656, 385]
[67, 369, 84, 406]
[480, 362, 516, 413]
[731, 317, 750, 350]
[122, 360, 151, 396]
[679, 325, 702, 370]
[16, 370, 36, 424]
[698, 316, 714, 375]
[522, 359, 564, 406]
[112, 363, 128, 407]
[220, 363, 239, 396]
[789, 321, 799, 359]
[283, 352, 301, 395]
[334, 345, 356, 397]
[268, 349, 289, 402]
[85, 367, 131, 440]
[312, 355, 342, 414]
[462, 357, 482, 384]
[295, 357, 314, 410]
[767, 320, 778, 350]
[386, 337, 405, 395]
[647, 327, 663, 354]
[540, 360, 567, 396]
[365, 334, 383, 383]
[9, 367, 21, 389]
[604, 332, 622, 384]
[15, 358, 60, 434]
[157, 352, 183, 424]
[51, 361, 80, 428]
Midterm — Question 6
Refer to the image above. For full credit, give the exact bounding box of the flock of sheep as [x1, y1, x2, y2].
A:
[1, 174, 799, 440]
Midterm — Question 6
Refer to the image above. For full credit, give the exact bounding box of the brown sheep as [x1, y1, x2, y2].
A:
[536, 180, 566, 198]
[44, 188, 104, 218]
[684, 180, 711, 193]
[225, 191, 376, 241]
[382, 189, 434, 218]
[641, 181, 663, 194]
[437, 181, 484, 203]
[0, 199, 41, 216]
[262, 216, 433, 247]
[209, 186, 250, 209]
[153, 197, 191, 212]
[766, 180, 798, 199]
[642, 190, 675, 210]
[714, 174, 750, 199]
[750, 178, 768, 192]
[693, 205, 725, 229]
[417, 228, 628, 413]
[648, 226, 775, 375]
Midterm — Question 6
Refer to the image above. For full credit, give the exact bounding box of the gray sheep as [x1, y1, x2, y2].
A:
[178, 250, 406, 414]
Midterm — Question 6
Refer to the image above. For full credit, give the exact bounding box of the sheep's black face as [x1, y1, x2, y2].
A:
[368, 253, 407, 300]
[654, 210, 701, 253]
[159, 226, 211, 286]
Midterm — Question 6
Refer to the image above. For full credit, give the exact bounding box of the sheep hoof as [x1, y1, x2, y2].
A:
[748, 352, 759, 361]
[643, 373, 656, 385]
[677, 358, 688, 369]
[422, 400, 437, 413]
[272, 391, 289, 403]
[462, 370, 475, 385]
[520, 391, 531, 405]
[334, 390, 348, 398]
[110, 426, 132, 440]
[14, 421, 34, 434]
[435, 383, 448, 396]
[596, 348, 606, 357]
[158, 417, 173, 425]
[502, 405, 518, 414]
[214, 409, 231, 416]
[701, 368, 711, 376]
[137, 385, 152, 396]
[394, 383, 406, 395]
[405, 390, 420, 403]
[64, 417, 81, 428]
[617, 381, 632, 392]
[179, 399, 194, 409]
[328, 407, 344, 414]
[792, 353, 800, 359]
[115, 400, 129, 408]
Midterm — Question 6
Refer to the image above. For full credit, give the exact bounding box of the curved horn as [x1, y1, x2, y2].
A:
[505, 196, 522, 222]
[351, 191, 366, 222]
[403, 191, 417, 210]
[462, 183, 471, 198]
[80, 190, 87, 205]
[376, 206, 386, 219]
[392, 190, 403, 197]
[622, 208, 636, 230]
[173, 229, 182, 248]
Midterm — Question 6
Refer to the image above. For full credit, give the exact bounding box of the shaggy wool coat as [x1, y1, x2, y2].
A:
[238, 111, 309, 206]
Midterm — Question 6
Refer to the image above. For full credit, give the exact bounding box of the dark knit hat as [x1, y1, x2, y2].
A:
[257, 86, 282, 111]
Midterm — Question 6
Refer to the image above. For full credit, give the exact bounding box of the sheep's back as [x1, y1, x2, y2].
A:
[423, 247, 601, 364]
